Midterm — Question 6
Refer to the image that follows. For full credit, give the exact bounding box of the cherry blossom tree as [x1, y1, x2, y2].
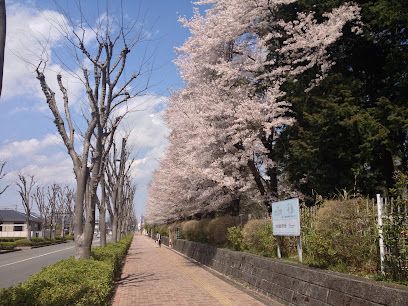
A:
[146, 0, 361, 223]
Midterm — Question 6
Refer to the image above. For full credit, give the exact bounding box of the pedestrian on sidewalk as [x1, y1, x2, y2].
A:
[156, 233, 161, 247]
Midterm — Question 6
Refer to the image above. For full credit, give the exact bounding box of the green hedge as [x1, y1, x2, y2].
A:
[0, 237, 20, 242]
[0, 234, 133, 306]
[0, 241, 16, 250]
[91, 234, 133, 275]
[13, 237, 69, 247]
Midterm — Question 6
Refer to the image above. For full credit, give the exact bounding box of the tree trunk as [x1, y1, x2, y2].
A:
[69, 217, 74, 235]
[111, 215, 118, 243]
[26, 218, 31, 240]
[82, 195, 96, 258]
[0, 0, 6, 96]
[74, 169, 87, 259]
[41, 218, 46, 238]
[99, 206, 106, 247]
[99, 178, 107, 246]
[117, 217, 122, 241]
[61, 213, 65, 237]
[51, 217, 56, 240]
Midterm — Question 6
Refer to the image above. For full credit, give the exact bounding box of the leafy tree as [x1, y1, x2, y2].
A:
[276, 0, 408, 198]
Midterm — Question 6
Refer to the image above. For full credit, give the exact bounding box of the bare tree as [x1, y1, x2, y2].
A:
[121, 179, 136, 236]
[97, 174, 108, 247]
[65, 189, 74, 235]
[35, 9, 149, 258]
[32, 186, 48, 238]
[0, 161, 9, 196]
[106, 138, 131, 242]
[47, 184, 60, 240]
[16, 174, 36, 240]
[57, 186, 74, 237]
[0, 0, 5, 96]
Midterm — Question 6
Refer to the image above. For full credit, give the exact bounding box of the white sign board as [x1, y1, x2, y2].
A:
[272, 198, 300, 236]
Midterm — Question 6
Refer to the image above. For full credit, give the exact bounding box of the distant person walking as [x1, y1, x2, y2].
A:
[156, 233, 161, 247]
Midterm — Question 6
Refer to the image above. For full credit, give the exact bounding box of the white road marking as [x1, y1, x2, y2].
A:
[0, 245, 75, 268]
[0, 238, 104, 269]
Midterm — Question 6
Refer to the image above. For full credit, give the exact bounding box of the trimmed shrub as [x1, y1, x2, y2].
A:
[0, 234, 133, 306]
[182, 219, 210, 242]
[242, 219, 276, 257]
[91, 234, 133, 275]
[28, 258, 111, 306]
[0, 241, 16, 250]
[207, 216, 237, 245]
[30, 237, 45, 243]
[64, 234, 74, 240]
[304, 198, 377, 274]
[0, 259, 113, 306]
[0, 237, 20, 242]
[14, 239, 31, 247]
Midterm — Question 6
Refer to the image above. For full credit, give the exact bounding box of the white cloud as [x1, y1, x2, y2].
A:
[13, 153, 74, 185]
[2, 2, 85, 111]
[114, 95, 170, 214]
[0, 133, 62, 160]
[115, 95, 169, 144]
[115, 95, 169, 180]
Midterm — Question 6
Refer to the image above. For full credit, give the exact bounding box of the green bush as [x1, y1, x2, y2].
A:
[0, 237, 20, 242]
[15, 238, 46, 247]
[14, 239, 31, 246]
[207, 216, 237, 245]
[304, 198, 377, 274]
[0, 241, 16, 250]
[33, 258, 111, 306]
[242, 219, 276, 257]
[91, 234, 133, 275]
[0, 234, 133, 306]
[182, 219, 210, 242]
[12, 237, 68, 248]
[227, 226, 243, 251]
[64, 234, 74, 240]
[30, 237, 45, 243]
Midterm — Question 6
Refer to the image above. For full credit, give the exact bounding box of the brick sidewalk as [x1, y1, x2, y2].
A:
[112, 234, 280, 306]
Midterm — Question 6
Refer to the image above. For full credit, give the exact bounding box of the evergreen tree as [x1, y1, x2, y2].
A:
[277, 0, 408, 197]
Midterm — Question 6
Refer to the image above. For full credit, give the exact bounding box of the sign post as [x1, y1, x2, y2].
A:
[376, 194, 385, 275]
[271, 198, 302, 262]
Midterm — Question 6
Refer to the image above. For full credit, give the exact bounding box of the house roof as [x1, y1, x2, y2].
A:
[0, 210, 42, 223]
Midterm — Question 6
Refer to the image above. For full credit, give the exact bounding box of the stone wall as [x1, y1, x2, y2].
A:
[168, 238, 408, 306]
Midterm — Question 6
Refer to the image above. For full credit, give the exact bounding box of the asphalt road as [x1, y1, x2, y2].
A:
[0, 238, 106, 288]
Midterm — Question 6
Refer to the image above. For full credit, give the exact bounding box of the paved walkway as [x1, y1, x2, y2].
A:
[112, 234, 279, 306]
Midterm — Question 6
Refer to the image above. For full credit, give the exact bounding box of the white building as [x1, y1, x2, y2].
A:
[0, 209, 42, 238]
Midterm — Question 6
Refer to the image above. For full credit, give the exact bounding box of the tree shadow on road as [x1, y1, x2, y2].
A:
[115, 272, 159, 287]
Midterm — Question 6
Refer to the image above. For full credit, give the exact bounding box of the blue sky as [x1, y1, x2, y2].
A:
[0, 0, 197, 216]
